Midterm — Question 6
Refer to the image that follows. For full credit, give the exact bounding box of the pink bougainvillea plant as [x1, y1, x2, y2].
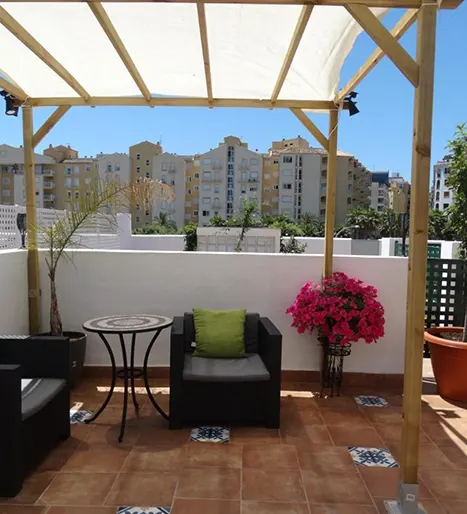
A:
[286, 271, 385, 346]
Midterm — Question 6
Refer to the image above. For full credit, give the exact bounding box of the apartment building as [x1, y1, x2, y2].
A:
[197, 136, 262, 225]
[388, 172, 410, 214]
[129, 141, 162, 227]
[432, 160, 453, 211]
[370, 171, 389, 212]
[0, 144, 56, 208]
[183, 155, 200, 225]
[269, 138, 371, 225]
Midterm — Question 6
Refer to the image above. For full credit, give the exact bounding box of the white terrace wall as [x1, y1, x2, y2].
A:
[38, 250, 408, 374]
[0, 250, 29, 335]
[380, 238, 460, 259]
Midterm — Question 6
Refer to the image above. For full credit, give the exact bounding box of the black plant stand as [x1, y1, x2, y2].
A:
[320, 338, 352, 397]
[82, 314, 173, 442]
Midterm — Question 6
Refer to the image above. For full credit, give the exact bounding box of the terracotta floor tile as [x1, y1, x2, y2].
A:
[39, 472, 116, 506]
[420, 469, 467, 498]
[242, 468, 306, 502]
[105, 472, 178, 506]
[373, 498, 444, 514]
[388, 441, 458, 469]
[135, 426, 190, 446]
[302, 470, 372, 505]
[69, 424, 95, 444]
[184, 443, 242, 468]
[243, 444, 298, 469]
[328, 426, 384, 447]
[122, 446, 185, 471]
[441, 499, 467, 513]
[84, 424, 141, 447]
[37, 447, 77, 472]
[230, 427, 281, 444]
[0, 472, 55, 505]
[358, 467, 432, 499]
[242, 500, 309, 514]
[438, 444, 467, 469]
[281, 425, 333, 446]
[172, 499, 240, 514]
[321, 409, 369, 427]
[308, 505, 378, 514]
[363, 407, 403, 425]
[374, 423, 430, 444]
[0, 507, 47, 514]
[177, 468, 240, 500]
[297, 446, 356, 473]
[315, 396, 360, 411]
[287, 408, 324, 425]
[61, 444, 129, 473]
[45, 508, 116, 514]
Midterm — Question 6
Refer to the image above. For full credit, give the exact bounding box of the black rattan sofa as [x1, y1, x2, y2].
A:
[0, 336, 71, 497]
[169, 312, 282, 429]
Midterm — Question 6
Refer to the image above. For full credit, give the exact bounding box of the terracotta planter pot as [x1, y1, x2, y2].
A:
[424, 327, 467, 402]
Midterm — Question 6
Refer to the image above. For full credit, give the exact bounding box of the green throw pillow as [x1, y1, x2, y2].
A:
[193, 308, 246, 358]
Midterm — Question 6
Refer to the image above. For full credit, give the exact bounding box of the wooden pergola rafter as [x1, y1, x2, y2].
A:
[0, 1, 461, 512]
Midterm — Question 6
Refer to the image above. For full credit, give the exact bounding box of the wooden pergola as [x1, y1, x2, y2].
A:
[0, 0, 463, 511]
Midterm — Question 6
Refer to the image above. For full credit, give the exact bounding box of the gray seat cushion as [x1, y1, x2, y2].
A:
[183, 353, 270, 383]
[21, 378, 66, 421]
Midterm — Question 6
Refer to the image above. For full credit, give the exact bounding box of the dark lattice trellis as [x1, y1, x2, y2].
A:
[396, 242, 441, 257]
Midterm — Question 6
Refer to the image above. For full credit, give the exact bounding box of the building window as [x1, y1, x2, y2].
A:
[443, 203, 449, 209]
[322, 157, 328, 165]
[194, 210, 199, 216]
[187, 189, 192, 194]
[67, 191, 72, 199]
[321, 170, 327, 178]
[136, 167, 140, 173]
[241, 158, 248, 169]
[202, 210, 210, 217]
[203, 172, 211, 179]
[136, 216, 140, 222]
[320, 208, 326, 216]
[145, 159, 150, 166]
[213, 159, 221, 169]
[250, 172, 258, 180]
[66, 167, 72, 175]
[115, 163, 120, 171]
[136, 154, 141, 160]
[203, 184, 211, 191]
[283, 169, 293, 176]
[194, 186, 200, 191]
[214, 185, 220, 194]
[85, 166, 91, 172]
[282, 156, 293, 163]
[203, 158, 211, 165]
[348, 184, 353, 192]
[249, 186, 257, 192]
[107, 163, 112, 172]
[202, 197, 210, 204]
[187, 176, 192, 182]
[264, 188, 270, 193]
[75, 192, 80, 199]
[444, 191, 450, 198]
[2, 177, 10, 185]
[145, 172, 150, 178]
[282, 183, 292, 190]
[85, 178, 91, 184]
[74, 166, 79, 174]
[264, 173, 270, 179]
[194, 173, 199, 178]
[250, 158, 259, 166]
[2, 190, 10, 197]
[273, 184, 279, 190]
[282, 195, 292, 203]
[347, 197, 352, 204]
[321, 184, 326, 191]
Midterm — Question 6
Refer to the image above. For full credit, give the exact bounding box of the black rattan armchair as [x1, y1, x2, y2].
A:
[0, 336, 71, 497]
[169, 313, 282, 429]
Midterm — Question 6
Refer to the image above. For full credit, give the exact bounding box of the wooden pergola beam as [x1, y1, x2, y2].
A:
[336, 8, 418, 103]
[32, 105, 70, 148]
[345, 4, 419, 87]
[27, 97, 339, 109]
[0, 6, 90, 101]
[290, 108, 329, 150]
[196, 3, 214, 104]
[0, 74, 27, 101]
[271, 5, 313, 103]
[88, 2, 151, 102]
[0, 0, 462, 9]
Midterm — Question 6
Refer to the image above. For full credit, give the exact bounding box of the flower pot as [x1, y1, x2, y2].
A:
[36, 331, 87, 389]
[424, 327, 467, 402]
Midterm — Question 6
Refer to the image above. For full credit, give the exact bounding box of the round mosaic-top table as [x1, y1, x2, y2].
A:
[83, 314, 173, 442]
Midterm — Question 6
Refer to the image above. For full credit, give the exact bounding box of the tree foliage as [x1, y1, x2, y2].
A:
[134, 211, 177, 234]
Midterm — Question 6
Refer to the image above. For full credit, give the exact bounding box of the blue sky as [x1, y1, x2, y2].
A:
[1, 5, 466, 180]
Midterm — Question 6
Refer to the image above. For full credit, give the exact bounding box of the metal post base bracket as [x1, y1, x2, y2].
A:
[385, 501, 427, 514]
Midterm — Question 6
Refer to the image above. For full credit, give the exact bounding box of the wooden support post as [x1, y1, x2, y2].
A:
[323, 108, 339, 279]
[32, 106, 70, 149]
[290, 108, 329, 151]
[396, 3, 437, 512]
[23, 105, 41, 334]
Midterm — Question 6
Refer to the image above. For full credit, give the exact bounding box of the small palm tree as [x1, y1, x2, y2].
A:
[38, 177, 173, 336]
[153, 211, 177, 232]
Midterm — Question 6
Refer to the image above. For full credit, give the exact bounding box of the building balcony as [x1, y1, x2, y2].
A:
[43, 194, 55, 201]
[43, 181, 55, 189]
[168, 168, 176, 173]
[203, 177, 222, 183]
[43, 169, 55, 177]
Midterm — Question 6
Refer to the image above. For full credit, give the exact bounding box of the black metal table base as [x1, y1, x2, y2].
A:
[85, 328, 168, 442]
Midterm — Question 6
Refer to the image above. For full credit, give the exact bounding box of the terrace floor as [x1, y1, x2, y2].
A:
[2, 374, 467, 514]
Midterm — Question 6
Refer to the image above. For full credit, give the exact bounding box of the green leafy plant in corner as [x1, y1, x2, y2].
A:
[280, 236, 307, 254]
[183, 222, 198, 251]
[37, 178, 172, 336]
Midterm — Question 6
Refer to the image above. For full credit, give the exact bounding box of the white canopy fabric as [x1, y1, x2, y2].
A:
[0, 3, 386, 101]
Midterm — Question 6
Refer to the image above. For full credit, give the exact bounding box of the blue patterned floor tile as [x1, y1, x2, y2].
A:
[348, 447, 398, 467]
[190, 426, 230, 443]
[116, 508, 171, 514]
[69, 409, 93, 424]
[354, 395, 389, 407]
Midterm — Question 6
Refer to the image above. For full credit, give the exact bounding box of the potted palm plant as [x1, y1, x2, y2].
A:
[424, 124, 467, 402]
[35, 177, 173, 387]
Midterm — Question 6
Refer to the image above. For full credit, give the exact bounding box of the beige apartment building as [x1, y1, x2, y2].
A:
[388, 172, 410, 214]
